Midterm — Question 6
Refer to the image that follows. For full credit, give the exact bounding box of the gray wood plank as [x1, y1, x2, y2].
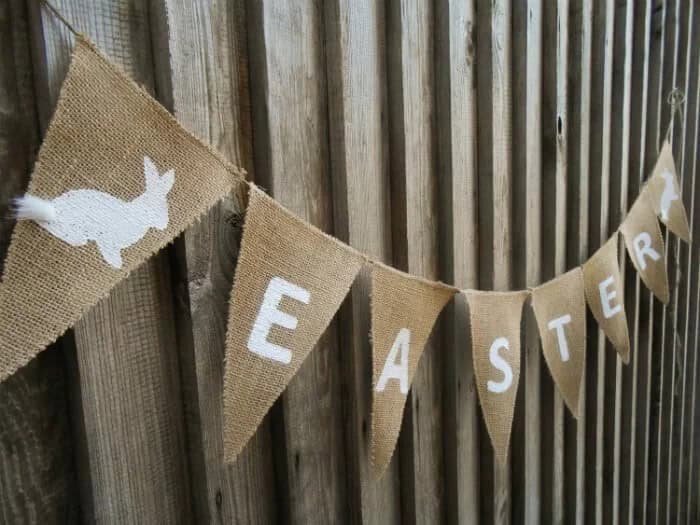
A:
[386, 2, 445, 522]
[626, 2, 655, 523]
[0, 1, 78, 522]
[566, 3, 593, 523]
[435, 0, 480, 522]
[246, 2, 348, 522]
[324, 0, 401, 522]
[28, 1, 193, 522]
[148, 1, 277, 523]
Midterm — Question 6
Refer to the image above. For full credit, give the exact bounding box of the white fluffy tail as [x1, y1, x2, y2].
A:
[13, 195, 56, 223]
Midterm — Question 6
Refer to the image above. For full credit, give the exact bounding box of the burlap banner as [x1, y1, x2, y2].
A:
[582, 234, 630, 362]
[645, 140, 690, 242]
[222, 186, 365, 462]
[620, 191, 669, 303]
[370, 263, 455, 477]
[0, 36, 242, 382]
[532, 268, 586, 417]
[465, 290, 529, 464]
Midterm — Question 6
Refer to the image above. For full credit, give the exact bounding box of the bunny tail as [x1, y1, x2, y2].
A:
[13, 195, 56, 223]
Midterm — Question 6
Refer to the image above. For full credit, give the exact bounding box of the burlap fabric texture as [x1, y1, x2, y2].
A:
[645, 140, 690, 242]
[582, 234, 630, 362]
[532, 268, 586, 418]
[465, 290, 529, 464]
[620, 191, 669, 303]
[223, 186, 365, 462]
[0, 36, 242, 382]
[370, 263, 455, 477]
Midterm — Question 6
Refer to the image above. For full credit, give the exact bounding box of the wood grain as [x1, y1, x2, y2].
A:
[324, 0, 400, 522]
[0, 6, 77, 521]
[435, 0, 480, 522]
[386, 2, 445, 522]
[512, 0, 542, 521]
[566, 3, 593, 522]
[669, 3, 699, 522]
[655, 1, 683, 521]
[148, 1, 277, 523]
[28, 1, 192, 522]
[682, 51, 700, 525]
[610, 0, 635, 521]
[490, 1, 514, 522]
[627, 2, 656, 523]
[246, 2, 348, 522]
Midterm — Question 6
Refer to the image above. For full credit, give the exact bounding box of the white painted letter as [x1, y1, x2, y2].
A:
[487, 337, 513, 394]
[547, 314, 572, 362]
[599, 275, 622, 319]
[247, 276, 310, 364]
[376, 328, 411, 394]
[632, 231, 661, 270]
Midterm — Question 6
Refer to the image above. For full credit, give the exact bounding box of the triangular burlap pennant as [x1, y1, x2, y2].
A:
[370, 263, 456, 477]
[582, 234, 630, 362]
[0, 36, 242, 381]
[465, 290, 529, 464]
[531, 268, 586, 418]
[645, 140, 690, 242]
[222, 186, 365, 462]
[620, 192, 669, 303]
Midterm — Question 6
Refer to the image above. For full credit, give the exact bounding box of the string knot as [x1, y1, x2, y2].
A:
[667, 87, 686, 114]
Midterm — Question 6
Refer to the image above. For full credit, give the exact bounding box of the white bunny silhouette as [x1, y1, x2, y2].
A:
[14, 156, 174, 269]
[659, 169, 679, 223]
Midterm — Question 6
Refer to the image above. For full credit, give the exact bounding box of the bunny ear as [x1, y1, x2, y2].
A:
[143, 155, 160, 189]
[161, 169, 175, 193]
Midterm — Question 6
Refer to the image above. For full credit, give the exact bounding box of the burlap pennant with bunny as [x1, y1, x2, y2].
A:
[645, 140, 690, 242]
[0, 36, 242, 382]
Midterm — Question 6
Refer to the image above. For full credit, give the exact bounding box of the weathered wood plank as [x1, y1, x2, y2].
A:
[663, 2, 693, 522]
[489, 1, 514, 521]
[644, 2, 669, 520]
[586, 0, 616, 521]
[386, 2, 445, 522]
[324, 0, 401, 522]
[474, 0, 497, 516]
[566, 2, 593, 522]
[435, 0, 480, 522]
[509, 0, 541, 521]
[28, 1, 192, 522]
[682, 54, 700, 525]
[147, 1, 278, 523]
[656, 0, 688, 521]
[677, 49, 700, 525]
[246, 2, 349, 522]
[672, 4, 700, 522]
[652, 0, 680, 518]
[0, 2, 78, 522]
[552, 1, 569, 520]
[610, 0, 635, 521]
[626, 1, 655, 523]
[539, 0, 569, 520]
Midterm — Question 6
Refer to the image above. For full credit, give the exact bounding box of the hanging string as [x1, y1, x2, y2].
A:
[42, 0, 79, 36]
[662, 87, 686, 148]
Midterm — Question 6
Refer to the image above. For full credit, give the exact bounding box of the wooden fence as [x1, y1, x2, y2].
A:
[0, 0, 699, 523]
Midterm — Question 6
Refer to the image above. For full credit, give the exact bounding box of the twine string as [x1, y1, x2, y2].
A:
[42, 0, 79, 36]
[663, 87, 686, 148]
